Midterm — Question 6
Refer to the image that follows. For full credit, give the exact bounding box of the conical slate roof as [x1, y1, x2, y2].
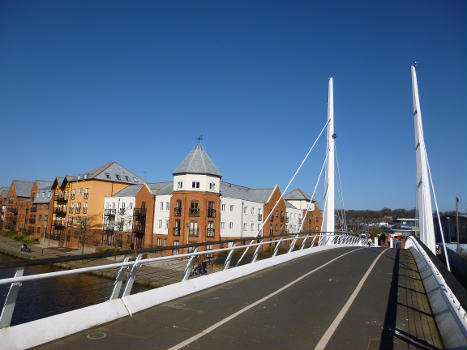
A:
[173, 143, 222, 178]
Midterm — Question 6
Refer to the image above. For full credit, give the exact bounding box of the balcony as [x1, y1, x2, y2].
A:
[104, 209, 116, 216]
[189, 208, 200, 217]
[133, 224, 145, 237]
[103, 224, 115, 231]
[53, 220, 65, 229]
[7, 207, 17, 214]
[173, 207, 182, 216]
[133, 208, 146, 218]
[55, 194, 67, 202]
[207, 209, 216, 218]
[173, 227, 180, 236]
[207, 228, 215, 237]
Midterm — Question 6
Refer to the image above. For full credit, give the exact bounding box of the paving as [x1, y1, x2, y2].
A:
[34, 247, 443, 350]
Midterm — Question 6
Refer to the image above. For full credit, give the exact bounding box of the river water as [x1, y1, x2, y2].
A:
[0, 253, 146, 326]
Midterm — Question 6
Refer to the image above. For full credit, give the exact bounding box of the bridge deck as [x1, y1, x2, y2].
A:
[34, 247, 443, 350]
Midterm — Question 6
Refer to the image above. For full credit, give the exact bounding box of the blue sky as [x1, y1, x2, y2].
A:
[1, 0, 465, 211]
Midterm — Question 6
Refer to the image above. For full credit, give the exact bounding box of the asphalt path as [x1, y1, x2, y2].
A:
[35, 247, 442, 350]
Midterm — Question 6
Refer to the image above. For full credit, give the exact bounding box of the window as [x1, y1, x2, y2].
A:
[38, 215, 42, 221]
[229, 222, 233, 229]
[209, 182, 215, 190]
[158, 220, 162, 228]
[251, 207, 255, 214]
[189, 221, 198, 236]
[42, 191, 45, 198]
[105, 173, 111, 179]
[173, 241, 179, 255]
[133, 177, 138, 182]
[71, 190, 75, 200]
[68, 216, 73, 226]
[243, 223, 247, 230]
[130, 202, 133, 209]
[160, 202, 164, 211]
[76, 216, 81, 224]
[163, 239, 167, 246]
[221, 204, 225, 211]
[116, 174, 121, 180]
[166, 202, 170, 210]
[192, 181, 200, 189]
[165, 219, 169, 229]
[316, 226, 319, 231]
[221, 222, 225, 229]
[76, 202, 81, 214]
[243, 206, 247, 214]
[275, 224, 278, 232]
[82, 217, 87, 228]
[83, 202, 87, 214]
[177, 181, 183, 189]
[190, 201, 199, 216]
[157, 238, 161, 246]
[44, 215, 48, 221]
[251, 223, 254, 231]
[230, 205, 234, 212]
[207, 221, 215, 237]
[174, 220, 180, 236]
[84, 188, 88, 199]
[270, 224, 273, 235]
[125, 176, 130, 182]
[206, 244, 213, 258]
[69, 203, 74, 213]
[78, 188, 82, 195]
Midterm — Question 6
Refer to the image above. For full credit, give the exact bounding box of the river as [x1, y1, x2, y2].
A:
[0, 253, 146, 326]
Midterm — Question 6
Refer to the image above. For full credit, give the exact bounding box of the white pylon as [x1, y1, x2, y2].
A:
[411, 65, 436, 254]
[321, 77, 335, 242]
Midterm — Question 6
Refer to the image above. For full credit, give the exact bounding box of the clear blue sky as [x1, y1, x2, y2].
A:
[1, 0, 465, 211]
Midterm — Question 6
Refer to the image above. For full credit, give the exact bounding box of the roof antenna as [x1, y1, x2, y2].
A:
[196, 135, 203, 143]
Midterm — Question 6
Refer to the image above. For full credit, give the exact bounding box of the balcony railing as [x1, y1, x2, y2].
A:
[189, 208, 199, 217]
[173, 227, 180, 236]
[133, 208, 146, 217]
[103, 224, 115, 231]
[55, 194, 67, 202]
[173, 207, 182, 216]
[53, 221, 65, 229]
[104, 209, 116, 216]
[207, 228, 215, 237]
[207, 209, 216, 218]
[133, 224, 145, 237]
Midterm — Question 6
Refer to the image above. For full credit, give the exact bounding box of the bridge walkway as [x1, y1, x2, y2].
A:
[34, 247, 443, 350]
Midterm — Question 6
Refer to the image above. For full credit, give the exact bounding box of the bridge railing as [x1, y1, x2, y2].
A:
[405, 236, 467, 349]
[0, 233, 363, 329]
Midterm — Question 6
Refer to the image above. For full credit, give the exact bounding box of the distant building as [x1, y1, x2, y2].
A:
[390, 218, 418, 237]
[433, 214, 467, 244]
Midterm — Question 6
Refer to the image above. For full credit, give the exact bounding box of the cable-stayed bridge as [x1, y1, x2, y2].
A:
[0, 66, 465, 350]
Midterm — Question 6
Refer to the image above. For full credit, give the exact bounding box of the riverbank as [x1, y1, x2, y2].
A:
[0, 235, 187, 289]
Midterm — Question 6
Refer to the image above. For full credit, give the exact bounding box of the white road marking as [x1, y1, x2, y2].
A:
[167, 248, 363, 350]
[314, 249, 386, 350]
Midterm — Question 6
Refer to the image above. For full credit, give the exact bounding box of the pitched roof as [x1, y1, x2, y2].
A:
[220, 182, 274, 203]
[285, 200, 298, 209]
[13, 180, 35, 197]
[284, 188, 311, 201]
[33, 181, 53, 204]
[0, 187, 9, 198]
[75, 161, 144, 184]
[147, 182, 173, 196]
[112, 185, 143, 197]
[173, 143, 221, 178]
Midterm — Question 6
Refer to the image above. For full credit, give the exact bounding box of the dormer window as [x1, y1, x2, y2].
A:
[133, 177, 137, 182]
[209, 182, 216, 190]
[105, 173, 111, 179]
[116, 175, 121, 180]
[192, 182, 200, 189]
[125, 176, 130, 182]
[177, 181, 183, 189]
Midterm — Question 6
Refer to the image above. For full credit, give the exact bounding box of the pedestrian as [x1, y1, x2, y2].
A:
[380, 233, 386, 248]
[367, 238, 372, 247]
[202, 261, 207, 274]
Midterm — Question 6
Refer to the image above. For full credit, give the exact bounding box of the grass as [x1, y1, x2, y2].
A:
[0, 229, 39, 243]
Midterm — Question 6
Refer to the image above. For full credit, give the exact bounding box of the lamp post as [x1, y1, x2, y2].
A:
[456, 197, 460, 253]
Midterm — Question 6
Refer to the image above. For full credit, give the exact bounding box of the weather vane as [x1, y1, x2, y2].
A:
[196, 135, 203, 142]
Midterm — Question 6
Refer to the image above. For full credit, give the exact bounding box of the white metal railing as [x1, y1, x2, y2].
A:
[0, 233, 363, 329]
[405, 236, 467, 347]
